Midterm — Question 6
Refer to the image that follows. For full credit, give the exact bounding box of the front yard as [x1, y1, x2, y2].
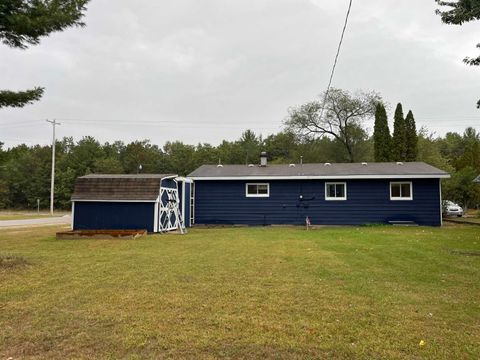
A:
[1, 225, 479, 359]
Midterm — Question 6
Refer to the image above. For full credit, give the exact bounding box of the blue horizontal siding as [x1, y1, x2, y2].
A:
[194, 179, 441, 226]
[73, 202, 155, 232]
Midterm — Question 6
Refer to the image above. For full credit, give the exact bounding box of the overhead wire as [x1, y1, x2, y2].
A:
[318, 0, 353, 121]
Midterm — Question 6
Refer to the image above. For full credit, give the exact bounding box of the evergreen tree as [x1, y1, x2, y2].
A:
[392, 103, 407, 161]
[405, 110, 418, 161]
[373, 103, 392, 161]
[0, 0, 89, 109]
[436, 0, 480, 107]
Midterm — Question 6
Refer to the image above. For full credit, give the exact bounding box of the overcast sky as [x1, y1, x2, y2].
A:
[1, 0, 479, 148]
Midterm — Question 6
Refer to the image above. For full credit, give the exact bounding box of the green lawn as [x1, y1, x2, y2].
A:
[448, 217, 480, 224]
[1, 225, 479, 359]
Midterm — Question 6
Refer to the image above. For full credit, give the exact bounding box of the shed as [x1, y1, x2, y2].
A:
[71, 174, 190, 232]
[188, 158, 450, 227]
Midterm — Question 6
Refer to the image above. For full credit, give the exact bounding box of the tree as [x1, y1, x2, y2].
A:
[373, 103, 392, 162]
[405, 110, 418, 161]
[416, 127, 454, 172]
[436, 0, 480, 107]
[438, 131, 464, 161]
[93, 157, 124, 174]
[443, 166, 480, 209]
[193, 143, 218, 167]
[238, 130, 262, 165]
[162, 141, 196, 176]
[121, 140, 163, 174]
[285, 88, 381, 163]
[392, 103, 407, 161]
[456, 127, 480, 170]
[264, 131, 298, 163]
[0, 0, 89, 108]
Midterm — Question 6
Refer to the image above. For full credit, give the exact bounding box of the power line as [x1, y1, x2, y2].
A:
[2, 115, 477, 129]
[0, 120, 42, 129]
[319, 0, 353, 120]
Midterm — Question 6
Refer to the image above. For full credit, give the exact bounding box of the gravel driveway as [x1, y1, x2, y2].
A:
[0, 215, 71, 228]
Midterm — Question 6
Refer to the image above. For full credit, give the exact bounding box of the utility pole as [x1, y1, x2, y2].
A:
[46, 119, 61, 216]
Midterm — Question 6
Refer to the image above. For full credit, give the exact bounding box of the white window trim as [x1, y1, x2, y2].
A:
[325, 182, 347, 201]
[390, 181, 413, 201]
[246, 183, 270, 198]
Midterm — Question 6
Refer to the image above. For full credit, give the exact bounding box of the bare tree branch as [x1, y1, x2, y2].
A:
[285, 88, 382, 162]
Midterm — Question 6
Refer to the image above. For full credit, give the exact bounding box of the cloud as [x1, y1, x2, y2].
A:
[0, 0, 478, 148]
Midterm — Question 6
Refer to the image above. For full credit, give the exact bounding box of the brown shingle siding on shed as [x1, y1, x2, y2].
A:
[71, 174, 175, 201]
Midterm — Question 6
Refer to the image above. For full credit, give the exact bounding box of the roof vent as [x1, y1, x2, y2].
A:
[396, 162, 404, 166]
[248, 164, 255, 167]
[260, 151, 268, 167]
[217, 164, 223, 168]
[362, 162, 368, 166]
[289, 164, 296, 167]
[324, 162, 332, 166]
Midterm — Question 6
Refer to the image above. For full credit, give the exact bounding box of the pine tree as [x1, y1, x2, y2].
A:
[373, 103, 392, 161]
[405, 110, 418, 161]
[0, 0, 89, 109]
[392, 103, 407, 161]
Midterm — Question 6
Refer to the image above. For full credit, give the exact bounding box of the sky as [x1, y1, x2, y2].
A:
[1, 0, 479, 148]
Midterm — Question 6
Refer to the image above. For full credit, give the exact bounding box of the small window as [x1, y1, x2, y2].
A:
[246, 183, 270, 197]
[390, 182, 413, 200]
[325, 182, 347, 201]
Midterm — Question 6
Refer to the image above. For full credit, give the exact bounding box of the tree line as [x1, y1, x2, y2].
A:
[0, 1, 479, 210]
[1, 124, 479, 210]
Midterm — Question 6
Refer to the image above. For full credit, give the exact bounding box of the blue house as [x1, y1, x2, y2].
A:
[71, 174, 192, 232]
[188, 153, 450, 227]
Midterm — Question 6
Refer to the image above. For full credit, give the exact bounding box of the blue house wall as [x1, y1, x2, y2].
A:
[193, 178, 442, 226]
[73, 202, 156, 232]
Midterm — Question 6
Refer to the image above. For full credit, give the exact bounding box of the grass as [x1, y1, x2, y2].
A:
[0, 224, 479, 359]
[445, 209, 480, 224]
[0, 254, 29, 269]
[0, 211, 68, 221]
[449, 217, 480, 224]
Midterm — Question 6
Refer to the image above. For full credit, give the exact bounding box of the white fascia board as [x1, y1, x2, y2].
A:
[190, 174, 451, 181]
[153, 202, 159, 232]
[71, 199, 157, 203]
[176, 176, 194, 183]
[71, 201, 75, 230]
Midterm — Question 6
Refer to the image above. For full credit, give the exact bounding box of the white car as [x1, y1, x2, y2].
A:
[443, 200, 464, 217]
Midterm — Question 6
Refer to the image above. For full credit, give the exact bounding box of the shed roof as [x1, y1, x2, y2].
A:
[71, 174, 176, 201]
[188, 162, 450, 180]
[474, 175, 480, 183]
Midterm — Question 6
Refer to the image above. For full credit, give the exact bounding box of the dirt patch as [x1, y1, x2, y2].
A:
[0, 255, 29, 269]
[56, 229, 148, 240]
[450, 250, 480, 257]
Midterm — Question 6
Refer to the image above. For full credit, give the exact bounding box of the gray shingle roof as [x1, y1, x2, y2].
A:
[474, 175, 480, 183]
[188, 162, 449, 179]
[71, 174, 176, 201]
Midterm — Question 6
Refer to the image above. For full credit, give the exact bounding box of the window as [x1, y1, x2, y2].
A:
[246, 183, 270, 197]
[325, 182, 347, 201]
[390, 182, 413, 200]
